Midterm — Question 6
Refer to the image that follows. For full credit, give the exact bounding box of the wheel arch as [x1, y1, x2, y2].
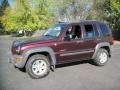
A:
[22, 47, 56, 69]
[100, 46, 111, 57]
[92, 42, 111, 59]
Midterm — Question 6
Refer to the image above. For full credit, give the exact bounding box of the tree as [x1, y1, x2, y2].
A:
[87, 0, 106, 21]
[33, 0, 54, 29]
[0, 0, 9, 15]
[105, 0, 120, 30]
[0, 0, 10, 33]
[1, 0, 55, 35]
[54, 0, 93, 22]
[0, 6, 3, 30]
[104, 0, 120, 40]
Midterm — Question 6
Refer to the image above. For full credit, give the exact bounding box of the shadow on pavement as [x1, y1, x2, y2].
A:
[18, 60, 94, 73]
[56, 60, 92, 68]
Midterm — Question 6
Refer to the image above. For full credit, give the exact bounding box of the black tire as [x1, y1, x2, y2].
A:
[93, 48, 109, 66]
[26, 54, 50, 79]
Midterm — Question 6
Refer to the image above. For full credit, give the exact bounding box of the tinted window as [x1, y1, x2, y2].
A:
[100, 24, 110, 36]
[93, 24, 99, 37]
[84, 24, 99, 38]
[84, 24, 94, 38]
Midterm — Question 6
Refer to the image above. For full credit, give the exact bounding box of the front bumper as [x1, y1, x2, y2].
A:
[8, 51, 25, 68]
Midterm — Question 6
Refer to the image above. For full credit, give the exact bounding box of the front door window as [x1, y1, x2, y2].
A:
[66, 25, 82, 40]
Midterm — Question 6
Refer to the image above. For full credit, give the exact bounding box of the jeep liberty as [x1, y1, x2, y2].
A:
[8, 20, 114, 79]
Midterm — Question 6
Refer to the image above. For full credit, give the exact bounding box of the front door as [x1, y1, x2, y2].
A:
[55, 24, 85, 63]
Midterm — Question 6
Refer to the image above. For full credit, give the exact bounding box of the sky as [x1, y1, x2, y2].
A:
[8, 0, 13, 6]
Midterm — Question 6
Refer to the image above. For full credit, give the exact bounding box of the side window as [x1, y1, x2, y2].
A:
[66, 25, 82, 40]
[93, 24, 99, 37]
[84, 24, 94, 38]
[84, 24, 99, 38]
[100, 24, 110, 36]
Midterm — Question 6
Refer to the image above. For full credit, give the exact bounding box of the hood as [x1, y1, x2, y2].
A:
[13, 35, 56, 47]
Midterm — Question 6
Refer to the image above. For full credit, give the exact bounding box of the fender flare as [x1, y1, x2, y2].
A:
[92, 42, 111, 59]
[21, 47, 56, 69]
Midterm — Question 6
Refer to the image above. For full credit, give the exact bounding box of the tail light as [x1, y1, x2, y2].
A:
[111, 36, 114, 45]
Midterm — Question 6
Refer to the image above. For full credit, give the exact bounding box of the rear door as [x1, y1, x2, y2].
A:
[79, 22, 100, 59]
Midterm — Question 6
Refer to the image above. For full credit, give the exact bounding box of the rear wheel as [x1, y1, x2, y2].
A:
[26, 54, 50, 79]
[93, 48, 109, 66]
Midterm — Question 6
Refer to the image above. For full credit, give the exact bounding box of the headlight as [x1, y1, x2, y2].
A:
[13, 40, 22, 54]
[16, 46, 21, 54]
[13, 40, 22, 47]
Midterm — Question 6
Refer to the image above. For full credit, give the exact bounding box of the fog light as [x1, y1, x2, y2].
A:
[15, 57, 23, 61]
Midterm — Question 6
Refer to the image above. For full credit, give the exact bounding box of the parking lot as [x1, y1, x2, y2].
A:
[0, 36, 120, 90]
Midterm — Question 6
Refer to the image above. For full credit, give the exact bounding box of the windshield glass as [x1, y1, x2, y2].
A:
[44, 24, 65, 38]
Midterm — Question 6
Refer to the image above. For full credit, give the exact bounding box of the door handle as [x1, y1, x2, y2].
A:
[60, 49, 66, 52]
[96, 38, 101, 41]
[76, 41, 84, 43]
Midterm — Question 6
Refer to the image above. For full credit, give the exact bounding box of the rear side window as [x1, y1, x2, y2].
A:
[100, 24, 110, 36]
[93, 24, 99, 37]
[84, 24, 99, 38]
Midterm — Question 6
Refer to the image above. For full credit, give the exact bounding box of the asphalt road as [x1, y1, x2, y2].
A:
[0, 36, 120, 90]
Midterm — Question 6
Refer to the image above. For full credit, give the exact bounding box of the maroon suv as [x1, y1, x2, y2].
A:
[8, 20, 114, 79]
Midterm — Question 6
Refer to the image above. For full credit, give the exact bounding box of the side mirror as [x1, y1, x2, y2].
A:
[64, 35, 71, 41]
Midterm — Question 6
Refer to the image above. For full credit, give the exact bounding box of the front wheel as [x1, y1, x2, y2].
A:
[93, 48, 109, 66]
[26, 54, 50, 79]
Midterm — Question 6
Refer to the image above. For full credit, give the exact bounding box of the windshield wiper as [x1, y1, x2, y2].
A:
[44, 34, 57, 38]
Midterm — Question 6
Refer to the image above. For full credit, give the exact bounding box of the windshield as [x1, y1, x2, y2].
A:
[44, 24, 65, 38]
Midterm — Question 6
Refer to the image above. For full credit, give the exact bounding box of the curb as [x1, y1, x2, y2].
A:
[0, 35, 12, 38]
[114, 40, 120, 44]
